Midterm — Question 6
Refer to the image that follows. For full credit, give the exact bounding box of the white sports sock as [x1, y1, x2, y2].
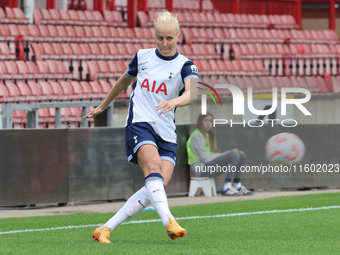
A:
[223, 182, 232, 190]
[102, 186, 151, 231]
[233, 182, 242, 189]
[145, 174, 174, 228]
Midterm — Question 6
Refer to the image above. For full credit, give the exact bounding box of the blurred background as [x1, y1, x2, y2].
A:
[0, 0, 339, 206]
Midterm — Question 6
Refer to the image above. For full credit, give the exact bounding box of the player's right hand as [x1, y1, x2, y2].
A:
[83, 106, 105, 119]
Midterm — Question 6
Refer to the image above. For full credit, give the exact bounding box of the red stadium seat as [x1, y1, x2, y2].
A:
[68, 107, 82, 125]
[116, 43, 131, 60]
[99, 26, 114, 43]
[77, 10, 89, 26]
[106, 60, 120, 79]
[70, 43, 86, 61]
[0, 62, 7, 79]
[112, 11, 128, 27]
[98, 80, 112, 94]
[83, 26, 97, 43]
[86, 61, 100, 81]
[37, 25, 52, 42]
[0, 42, 15, 60]
[79, 81, 94, 99]
[7, 24, 22, 40]
[107, 26, 120, 43]
[73, 26, 87, 43]
[16, 61, 33, 80]
[142, 27, 154, 43]
[89, 81, 106, 99]
[55, 25, 71, 43]
[0, 82, 12, 103]
[48, 9, 64, 25]
[98, 60, 115, 80]
[26, 80, 43, 101]
[4, 61, 22, 80]
[137, 11, 148, 28]
[27, 25, 44, 42]
[88, 43, 105, 60]
[39, 9, 55, 25]
[45, 60, 62, 79]
[93, 11, 108, 26]
[64, 26, 81, 43]
[16, 81, 36, 101]
[58, 9, 73, 26]
[68, 10, 82, 26]
[36, 60, 53, 79]
[51, 43, 67, 60]
[5, 7, 18, 24]
[103, 10, 118, 27]
[96, 43, 113, 60]
[42, 43, 59, 60]
[83, 10, 97, 26]
[91, 26, 105, 43]
[0, 8, 9, 24]
[59, 81, 77, 100]
[30, 43, 44, 61]
[5, 81, 26, 102]
[69, 81, 87, 100]
[26, 61, 42, 79]
[114, 60, 127, 77]
[46, 25, 62, 42]
[79, 43, 96, 60]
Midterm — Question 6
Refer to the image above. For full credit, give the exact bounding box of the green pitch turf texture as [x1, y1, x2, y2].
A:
[0, 193, 339, 255]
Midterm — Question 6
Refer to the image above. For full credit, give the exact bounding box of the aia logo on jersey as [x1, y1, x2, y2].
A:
[141, 78, 167, 95]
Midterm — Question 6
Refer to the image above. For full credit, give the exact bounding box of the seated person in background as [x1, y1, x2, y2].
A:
[187, 112, 254, 196]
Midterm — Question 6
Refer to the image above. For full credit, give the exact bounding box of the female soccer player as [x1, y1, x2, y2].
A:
[84, 11, 198, 243]
[187, 112, 254, 196]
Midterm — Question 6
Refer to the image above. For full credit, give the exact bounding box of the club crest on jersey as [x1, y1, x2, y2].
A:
[169, 72, 174, 79]
[191, 65, 198, 74]
[141, 78, 167, 95]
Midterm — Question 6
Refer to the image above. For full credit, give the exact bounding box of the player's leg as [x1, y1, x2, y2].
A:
[93, 186, 151, 243]
[160, 159, 187, 239]
[93, 123, 154, 243]
[161, 160, 174, 188]
[138, 144, 173, 226]
[138, 144, 186, 239]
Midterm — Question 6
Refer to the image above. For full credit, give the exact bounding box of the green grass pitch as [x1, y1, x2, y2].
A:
[0, 193, 339, 255]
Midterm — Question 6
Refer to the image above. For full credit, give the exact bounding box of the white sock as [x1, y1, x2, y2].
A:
[233, 182, 242, 189]
[223, 182, 232, 190]
[102, 186, 151, 231]
[145, 174, 174, 228]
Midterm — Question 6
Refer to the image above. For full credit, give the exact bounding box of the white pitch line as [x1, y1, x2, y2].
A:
[0, 205, 339, 235]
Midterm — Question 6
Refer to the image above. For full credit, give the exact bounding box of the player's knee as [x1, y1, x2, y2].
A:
[149, 164, 162, 174]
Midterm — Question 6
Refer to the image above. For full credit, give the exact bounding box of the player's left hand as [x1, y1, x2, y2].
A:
[157, 100, 176, 115]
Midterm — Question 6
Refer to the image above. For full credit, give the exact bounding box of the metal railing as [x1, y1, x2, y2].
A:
[0, 101, 114, 129]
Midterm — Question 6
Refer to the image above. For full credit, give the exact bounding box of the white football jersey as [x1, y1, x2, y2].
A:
[124, 48, 199, 143]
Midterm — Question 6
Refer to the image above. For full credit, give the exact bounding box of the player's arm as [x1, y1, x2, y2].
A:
[84, 75, 134, 119]
[158, 77, 198, 114]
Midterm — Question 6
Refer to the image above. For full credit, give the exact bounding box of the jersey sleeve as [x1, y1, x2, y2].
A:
[181, 60, 199, 83]
[124, 51, 138, 78]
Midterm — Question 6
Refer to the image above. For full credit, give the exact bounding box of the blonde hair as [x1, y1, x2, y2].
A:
[154, 10, 180, 35]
